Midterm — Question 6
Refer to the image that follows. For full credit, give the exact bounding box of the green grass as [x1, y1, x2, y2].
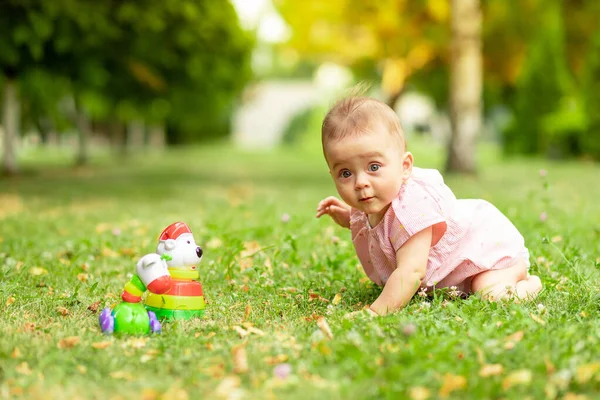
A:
[1, 138, 600, 399]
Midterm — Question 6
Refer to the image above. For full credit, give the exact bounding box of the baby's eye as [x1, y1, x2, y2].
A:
[340, 169, 352, 179]
[368, 164, 381, 172]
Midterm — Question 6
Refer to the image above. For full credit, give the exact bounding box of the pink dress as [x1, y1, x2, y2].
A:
[350, 167, 530, 293]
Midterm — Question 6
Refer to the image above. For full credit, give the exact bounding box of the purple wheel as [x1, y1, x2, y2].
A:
[148, 311, 161, 333]
[99, 308, 115, 334]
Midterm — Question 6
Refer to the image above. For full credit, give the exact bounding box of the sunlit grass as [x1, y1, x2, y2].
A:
[1, 137, 600, 399]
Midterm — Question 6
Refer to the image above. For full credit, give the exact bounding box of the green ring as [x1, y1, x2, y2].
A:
[145, 305, 205, 320]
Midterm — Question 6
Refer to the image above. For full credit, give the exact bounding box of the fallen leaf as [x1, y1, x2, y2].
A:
[11, 347, 21, 359]
[502, 369, 532, 390]
[30, 267, 48, 276]
[575, 363, 600, 384]
[125, 337, 148, 349]
[530, 313, 546, 325]
[316, 316, 333, 339]
[56, 306, 71, 316]
[57, 336, 81, 349]
[480, 364, 504, 377]
[247, 326, 265, 336]
[6, 296, 15, 306]
[233, 326, 249, 338]
[244, 304, 252, 321]
[264, 354, 289, 365]
[332, 293, 342, 305]
[110, 371, 135, 381]
[92, 341, 112, 349]
[87, 301, 100, 313]
[232, 344, 248, 374]
[214, 376, 243, 398]
[77, 273, 89, 282]
[409, 386, 430, 400]
[439, 374, 467, 398]
[16, 362, 32, 375]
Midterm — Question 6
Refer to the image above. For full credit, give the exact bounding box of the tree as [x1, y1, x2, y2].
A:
[445, 0, 482, 174]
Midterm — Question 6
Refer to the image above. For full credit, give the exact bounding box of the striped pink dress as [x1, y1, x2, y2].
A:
[350, 167, 530, 293]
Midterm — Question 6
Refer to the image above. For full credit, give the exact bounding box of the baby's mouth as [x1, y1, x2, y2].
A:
[360, 196, 374, 202]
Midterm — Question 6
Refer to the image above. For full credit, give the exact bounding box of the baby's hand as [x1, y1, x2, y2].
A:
[316, 196, 351, 229]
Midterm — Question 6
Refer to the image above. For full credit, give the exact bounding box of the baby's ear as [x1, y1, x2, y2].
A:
[402, 152, 414, 178]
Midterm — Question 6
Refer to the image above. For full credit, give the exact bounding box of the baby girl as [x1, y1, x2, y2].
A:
[316, 96, 542, 316]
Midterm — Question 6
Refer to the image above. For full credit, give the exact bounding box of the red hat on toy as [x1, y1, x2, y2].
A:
[159, 222, 192, 241]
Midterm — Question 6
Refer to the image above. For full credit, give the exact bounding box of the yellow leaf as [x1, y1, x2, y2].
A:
[247, 326, 265, 336]
[92, 341, 112, 349]
[233, 326, 249, 338]
[316, 316, 333, 339]
[409, 386, 430, 400]
[575, 363, 600, 384]
[11, 347, 21, 359]
[6, 296, 15, 306]
[16, 362, 32, 375]
[125, 337, 148, 349]
[480, 364, 504, 377]
[502, 369, 532, 390]
[77, 273, 89, 282]
[332, 293, 342, 305]
[244, 304, 252, 321]
[30, 267, 48, 276]
[110, 371, 135, 381]
[530, 313, 546, 325]
[505, 331, 524, 343]
[439, 374, 467, 398]
[264, 354, 289, 365]
[232, 344, 248, 374]
[56, 306, 70, 316]
[57, 336, 81, 349]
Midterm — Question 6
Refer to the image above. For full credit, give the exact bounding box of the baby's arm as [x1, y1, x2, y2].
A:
[369, 227, 432, 315]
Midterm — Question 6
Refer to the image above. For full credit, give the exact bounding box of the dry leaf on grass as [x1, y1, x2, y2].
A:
[92, 341, 112, 349]
[530, 313, 546, 325]
[244, 304, 252, 320]
[232, 326, 249, 338]
[316, 316, 333, 339]
[332, 293, 342, 305]
[264, 354, 289, 365]
[57, 336, 80, 349]
[232, 344, 248, 374]
[575, 363, 600, 384]
[409, 386, 430, 400]
[87, 301, 100, 313]
[56, 306, 70, 316]
[502, 369, 532, 390]
[30, 267, 48, 276]
[6, 296, 15, 307]
[480, 364, 504, 377]
[439, 374, 467, 398]
[110, 371, 135, 381]
[16, 362, 32, 375]
[11, 348, 21, 359]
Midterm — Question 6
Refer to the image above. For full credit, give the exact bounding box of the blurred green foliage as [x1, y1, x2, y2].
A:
[0, 0, 253, 143]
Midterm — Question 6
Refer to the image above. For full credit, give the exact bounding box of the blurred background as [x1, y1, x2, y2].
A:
[0, 0, 599, 176]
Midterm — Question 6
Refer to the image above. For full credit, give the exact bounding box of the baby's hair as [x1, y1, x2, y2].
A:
[321, 92, 406, 152]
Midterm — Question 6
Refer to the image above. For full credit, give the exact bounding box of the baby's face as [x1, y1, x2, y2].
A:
[325, 126, 412, 226]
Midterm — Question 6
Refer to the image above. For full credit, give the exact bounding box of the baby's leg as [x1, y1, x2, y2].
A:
[471, 259, 542, 301]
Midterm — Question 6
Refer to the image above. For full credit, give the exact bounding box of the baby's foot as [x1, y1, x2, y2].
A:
[515, 274, 542, 300]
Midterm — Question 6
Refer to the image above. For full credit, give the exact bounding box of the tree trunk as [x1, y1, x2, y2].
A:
[446, 0, 482, 174]
[127, 120, 145, 149]
[2, 78, 19, 175]
[148, 124, 166, 149]
[74, 100, 91, 166]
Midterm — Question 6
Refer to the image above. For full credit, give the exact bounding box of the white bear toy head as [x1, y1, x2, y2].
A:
[156, 222, 203, 269]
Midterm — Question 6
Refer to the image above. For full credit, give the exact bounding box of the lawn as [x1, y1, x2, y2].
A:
[1, 138, 600, 399]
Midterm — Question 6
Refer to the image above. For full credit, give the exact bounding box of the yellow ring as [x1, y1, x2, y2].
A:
[124, 281, 143, 297]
